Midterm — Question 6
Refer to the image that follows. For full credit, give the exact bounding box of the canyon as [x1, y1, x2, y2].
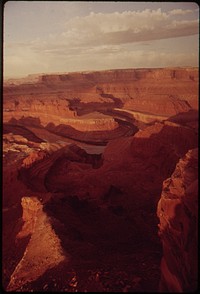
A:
[3, 67, 198, 292]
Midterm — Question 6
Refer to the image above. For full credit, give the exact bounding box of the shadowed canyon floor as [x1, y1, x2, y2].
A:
[3, 68, 198, 292]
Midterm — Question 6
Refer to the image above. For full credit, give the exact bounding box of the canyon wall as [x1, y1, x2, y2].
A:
[3, 68, 198, 292]
[157, 148, 198, 292]
[4, 68, 198, 87]
[3, 94, 118, 132]
[4, 68, 198, 125]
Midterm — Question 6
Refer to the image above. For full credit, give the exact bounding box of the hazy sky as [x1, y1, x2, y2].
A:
[3, 1, 199, 78]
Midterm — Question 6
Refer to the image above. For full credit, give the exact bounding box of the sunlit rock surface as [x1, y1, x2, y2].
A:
[157, 148, 198, 292]
[3, 68, 198, 292]
[7, 197, 65, 292]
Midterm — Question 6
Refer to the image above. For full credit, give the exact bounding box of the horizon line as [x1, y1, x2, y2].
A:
[4, 65, 199, 80]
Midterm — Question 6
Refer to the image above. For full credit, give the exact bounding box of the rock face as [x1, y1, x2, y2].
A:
[3, 67, 198, 147]
[7, 197, 65, 292]
[3, 67, 198, 130]
[18, 121, 198, 215]
[157, 148, 198, 292]
[3, 68, 198, 292]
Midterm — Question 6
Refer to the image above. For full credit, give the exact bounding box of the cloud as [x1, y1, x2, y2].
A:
[60, 8, 198, 47]
[169, 9, 193, 15]
[24, 8, 198, 57]
[4, 7, 199, 77]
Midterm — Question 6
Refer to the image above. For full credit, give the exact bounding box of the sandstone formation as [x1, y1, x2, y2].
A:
[3, 67, 198, 132]
[157, 148, 198, 292]
[3, 68, 198, 292]
[19, 144, 103, 193]
[7, 197, 65, 292]
[3, 67, 198, 148]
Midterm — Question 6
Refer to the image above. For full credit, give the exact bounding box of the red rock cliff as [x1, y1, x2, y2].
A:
[157, 148, 198, 292]
[4, 68, 198, 119]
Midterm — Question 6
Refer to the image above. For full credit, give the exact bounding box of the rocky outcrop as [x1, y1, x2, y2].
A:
[7, 197, 65, 292]
[3, 124, 44, 144]
[46, 120, 137, 145]
[22, 150, 47, 168]
[3, 68, 198, 292]
[19, 144, 103, 193]
[114, 108, 168, 124]
[3, 133, 33, 155]
[130, 122, 197, 161]
[3, 98, 119, 132]
[157, 148, 198, 292]
[3, 95, 76, 127]
[2, 131, 43, 168]
[35, 121, 198, 210]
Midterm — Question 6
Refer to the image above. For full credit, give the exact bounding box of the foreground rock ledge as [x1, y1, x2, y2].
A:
[7, 197, 66, 292]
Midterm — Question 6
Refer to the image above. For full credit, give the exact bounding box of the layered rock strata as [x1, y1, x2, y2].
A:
[157, 148, 198, 292]
[4, 68, 198, 131]
[3, 68, 198, 292]
[19, 121, 198, 212]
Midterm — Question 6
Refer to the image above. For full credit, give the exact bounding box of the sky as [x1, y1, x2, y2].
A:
[3, 1, 199, 78]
